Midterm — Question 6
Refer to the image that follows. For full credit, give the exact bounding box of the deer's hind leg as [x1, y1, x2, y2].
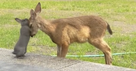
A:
[88, 38, 112, 65]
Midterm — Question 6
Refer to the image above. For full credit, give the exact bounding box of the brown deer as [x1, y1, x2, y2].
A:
[29, 2, 113, 65]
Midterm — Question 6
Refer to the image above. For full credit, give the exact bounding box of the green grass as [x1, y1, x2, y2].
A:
[0, 0, 136, 69]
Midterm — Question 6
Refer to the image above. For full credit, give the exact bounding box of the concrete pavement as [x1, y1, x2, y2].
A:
[0, 48, 135, 71]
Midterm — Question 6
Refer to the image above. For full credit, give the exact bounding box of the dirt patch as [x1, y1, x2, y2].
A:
[111, 21, 136, 34]
[2, 24, 19, 28]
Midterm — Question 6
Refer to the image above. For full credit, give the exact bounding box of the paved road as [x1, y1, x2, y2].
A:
[0, 48, 136, 71]
[0, 61, 55, 71]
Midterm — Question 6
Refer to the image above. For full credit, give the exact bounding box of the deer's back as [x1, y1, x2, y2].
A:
[52, 15, 107, 31]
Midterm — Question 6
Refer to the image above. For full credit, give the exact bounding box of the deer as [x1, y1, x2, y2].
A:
[29, 2, 113, 65]
[13, 18, 32, 57]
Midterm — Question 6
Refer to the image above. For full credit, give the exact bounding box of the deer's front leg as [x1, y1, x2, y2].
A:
[60, 43, 69, 57]
[57, 45, 62, 57]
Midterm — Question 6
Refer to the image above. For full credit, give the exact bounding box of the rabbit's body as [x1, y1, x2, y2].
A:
[13, 18, 31, 57]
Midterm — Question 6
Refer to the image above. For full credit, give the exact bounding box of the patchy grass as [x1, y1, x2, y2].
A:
[0, 0, 136, 69]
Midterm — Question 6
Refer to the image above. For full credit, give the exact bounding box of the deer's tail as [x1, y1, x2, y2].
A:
[107, 23, 113, 35]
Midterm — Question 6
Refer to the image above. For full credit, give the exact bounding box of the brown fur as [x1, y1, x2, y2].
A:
[29, 2, 113, 65]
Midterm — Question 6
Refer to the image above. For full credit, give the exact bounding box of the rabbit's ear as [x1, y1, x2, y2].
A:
[15, 18, 21, 23]
[35, 2, 41, 14]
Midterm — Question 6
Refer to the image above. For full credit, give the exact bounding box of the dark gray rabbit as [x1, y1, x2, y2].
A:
[13, 18, 32, 57]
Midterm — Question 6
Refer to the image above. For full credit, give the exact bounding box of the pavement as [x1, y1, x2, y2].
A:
[0, 48, 136, 71]
[0, 61, 55, 71]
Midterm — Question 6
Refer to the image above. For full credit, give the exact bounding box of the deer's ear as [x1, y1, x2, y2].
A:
[35, 2, 41, 14]
[15, 18, 21, 23]
[30, 9, 36, 20]
[30, 9, 34, 16]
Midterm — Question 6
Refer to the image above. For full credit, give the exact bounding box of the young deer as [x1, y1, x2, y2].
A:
[13, 18, 32, 57]
[29, 2, 113, 65]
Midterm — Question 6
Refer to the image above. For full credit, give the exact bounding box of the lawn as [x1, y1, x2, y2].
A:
[0, 0, 136, 69]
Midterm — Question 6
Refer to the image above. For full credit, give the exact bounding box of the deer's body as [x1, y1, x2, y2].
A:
[13, 18, 31, 57]
[29, 3, 112, 65]
[46, 16, 109, 44]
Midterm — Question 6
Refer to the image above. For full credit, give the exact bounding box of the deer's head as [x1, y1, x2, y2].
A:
[29, 2, 41, 36]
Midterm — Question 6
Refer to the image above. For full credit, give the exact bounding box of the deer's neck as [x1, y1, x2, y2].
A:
[37, 16, 56, 35]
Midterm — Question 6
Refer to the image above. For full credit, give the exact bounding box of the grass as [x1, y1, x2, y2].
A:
[0, 0, 136, 69]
